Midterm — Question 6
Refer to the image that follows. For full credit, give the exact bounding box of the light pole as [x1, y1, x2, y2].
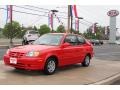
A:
[76, 17, 83, 32]
[10, 5, 13, 48]
[67, 5, 70, 33]
[51, 9, 58, 32]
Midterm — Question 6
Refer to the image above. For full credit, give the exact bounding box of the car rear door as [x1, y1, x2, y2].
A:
[76, 35, 87, 62]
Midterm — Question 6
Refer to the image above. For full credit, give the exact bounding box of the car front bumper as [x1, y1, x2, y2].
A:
[3, 55, 45, 70]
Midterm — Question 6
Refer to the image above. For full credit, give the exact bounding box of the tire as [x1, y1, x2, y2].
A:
[22, 40, 26, 45]
[15, 68, 23, 70]
[82, 55, 90, 67]
[43, 58, 57, 75]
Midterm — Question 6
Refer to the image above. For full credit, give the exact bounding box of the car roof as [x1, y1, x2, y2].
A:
[48, 33, 81, 36]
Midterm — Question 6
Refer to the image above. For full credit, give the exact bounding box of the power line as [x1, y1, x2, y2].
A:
[16, 5, 95, 26]
[14, 5, 49, 13]
[9, 5, 95, 25]
[0, 7, 66, 27]
[25, 5, 50, 11]
[25, 5, 67, 14]
[77, 6, 102, 24]
[79, 22, 91, 27]
[0, 7, 48, 17]
[1, 6, 94, 28]
[82, 19, 93, 24]
[73, 21, 92, 27]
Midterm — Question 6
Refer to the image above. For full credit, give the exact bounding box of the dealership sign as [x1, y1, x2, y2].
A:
[107, 10, 119, 17]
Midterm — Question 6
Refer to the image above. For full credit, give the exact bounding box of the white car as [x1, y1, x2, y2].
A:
[115, 39, 120, 45]
[22, 30, 40, 45]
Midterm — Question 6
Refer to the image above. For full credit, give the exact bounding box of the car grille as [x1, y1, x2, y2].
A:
[9, 52, 25, 58]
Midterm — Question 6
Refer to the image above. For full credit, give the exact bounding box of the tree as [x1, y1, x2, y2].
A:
[3, 21, 21, 39]
[33, 26, 38, 31]
[26, 26, 33, 30]
[17, 29, 27, 38]
[38, 24, 50, 35]
[56, 25, 65, 33]
[84, 25, 107, 40]
[72, 29, 80, 34]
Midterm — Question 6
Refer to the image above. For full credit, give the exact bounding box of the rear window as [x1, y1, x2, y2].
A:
[29, 31, 39, 34]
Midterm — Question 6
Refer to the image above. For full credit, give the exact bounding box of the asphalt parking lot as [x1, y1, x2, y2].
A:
[0, 59, 120, 85]
[0, 43, 120, 85]
[94, 44, 120, 61]
[0, 49, 6, 60]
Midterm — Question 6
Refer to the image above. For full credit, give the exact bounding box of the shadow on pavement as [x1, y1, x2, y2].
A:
[6, 64, 85, 76]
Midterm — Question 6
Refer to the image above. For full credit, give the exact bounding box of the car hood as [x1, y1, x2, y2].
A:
[10, 45, 57, 53]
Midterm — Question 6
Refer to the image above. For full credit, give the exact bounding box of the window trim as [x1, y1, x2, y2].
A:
[64, 35, 78, 46]
[77, 35, 86, 45]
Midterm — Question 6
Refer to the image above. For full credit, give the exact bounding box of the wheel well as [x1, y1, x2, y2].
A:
[47, 55, 59, 66]
[86, 53, 91, 59]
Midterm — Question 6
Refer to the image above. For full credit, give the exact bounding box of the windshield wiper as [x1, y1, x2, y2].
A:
[39, 43, 47, 45]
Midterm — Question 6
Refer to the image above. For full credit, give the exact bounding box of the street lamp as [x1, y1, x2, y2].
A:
[77, 17, 83, 19]
[51, 9, 58, 32]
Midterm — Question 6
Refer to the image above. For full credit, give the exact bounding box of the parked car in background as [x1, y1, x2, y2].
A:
[115, 39, 120, 45]
[22, 30, 40, 45]
[99, 40, 104, 45]
[4, 33, 94, 75]
[89, 39, 99, 45]
[89, 39, 103, 45]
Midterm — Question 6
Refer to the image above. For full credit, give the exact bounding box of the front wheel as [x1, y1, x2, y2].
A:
[82, 55, 90, 67]
[43, 58, 57, 75]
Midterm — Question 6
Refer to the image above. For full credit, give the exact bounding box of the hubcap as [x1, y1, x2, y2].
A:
[85, 56, 90, 65]
[47, 60, 56, 73]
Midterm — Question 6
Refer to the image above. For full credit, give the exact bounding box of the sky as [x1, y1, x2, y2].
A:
[0, 5, 120, 35]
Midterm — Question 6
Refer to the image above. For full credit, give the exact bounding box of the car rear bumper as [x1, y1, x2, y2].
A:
[3, 55, 45, 70]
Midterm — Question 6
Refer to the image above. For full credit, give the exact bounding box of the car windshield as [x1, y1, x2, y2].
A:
[33, 34, 63, 45]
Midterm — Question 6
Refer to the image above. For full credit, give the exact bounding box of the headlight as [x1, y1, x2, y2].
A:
[6, 49, 10, 55]
[26, 51, 40, 57]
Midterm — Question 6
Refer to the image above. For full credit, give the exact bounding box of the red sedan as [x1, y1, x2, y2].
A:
[4, 33, 94, 75]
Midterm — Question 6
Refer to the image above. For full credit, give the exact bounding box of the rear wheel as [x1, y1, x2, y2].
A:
[82, 55, 90, 67]
[43, 58, 57, 75]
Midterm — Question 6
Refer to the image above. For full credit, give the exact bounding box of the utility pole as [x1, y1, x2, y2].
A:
[67, 5, 70, 33]
[10, 5, 13, 48]
[69, 5, 73, 33]
[70, 13, 73, 33]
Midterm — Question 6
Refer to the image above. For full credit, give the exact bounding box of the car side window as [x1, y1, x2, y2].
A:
[64, 35, 78, 45]
[77, 36, 86, 45]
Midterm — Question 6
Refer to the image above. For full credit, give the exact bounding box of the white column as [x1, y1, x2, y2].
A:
[109, 16, 116, 43]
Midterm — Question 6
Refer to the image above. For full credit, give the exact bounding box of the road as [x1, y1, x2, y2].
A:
[0, 49, 7, 60]
[94, 44, 120, 61]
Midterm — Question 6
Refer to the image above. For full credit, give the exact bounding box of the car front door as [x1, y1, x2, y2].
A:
[60, 35, 79, 65]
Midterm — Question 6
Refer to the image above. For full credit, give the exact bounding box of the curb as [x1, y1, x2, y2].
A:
[0, 44, 22, 49]
[0, 45, 9, 49]
[91, 73, 120, 85]
[0, 61, 3, 64]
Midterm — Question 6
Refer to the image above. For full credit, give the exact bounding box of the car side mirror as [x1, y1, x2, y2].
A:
[60, 42, 71, 48]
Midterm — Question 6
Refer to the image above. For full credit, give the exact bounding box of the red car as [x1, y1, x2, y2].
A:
[4, 33, 94, 75]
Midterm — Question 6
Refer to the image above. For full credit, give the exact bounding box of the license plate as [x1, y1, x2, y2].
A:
[10, 58, 17, 64]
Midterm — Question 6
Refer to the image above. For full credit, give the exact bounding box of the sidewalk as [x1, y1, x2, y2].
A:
[0, 39, 22, 49]
[0, 58, 120, 85]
